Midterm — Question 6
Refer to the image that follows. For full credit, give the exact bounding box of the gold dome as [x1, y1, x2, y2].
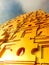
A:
[0, 10, 49, 65]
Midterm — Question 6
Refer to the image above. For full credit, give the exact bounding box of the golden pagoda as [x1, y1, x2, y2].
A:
[0, 10, 49, 65]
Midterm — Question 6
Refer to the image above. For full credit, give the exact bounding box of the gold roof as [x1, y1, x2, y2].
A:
[0, 10, 49, 65]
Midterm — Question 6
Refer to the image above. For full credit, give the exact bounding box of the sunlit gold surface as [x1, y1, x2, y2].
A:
[0, 10, 49, 65]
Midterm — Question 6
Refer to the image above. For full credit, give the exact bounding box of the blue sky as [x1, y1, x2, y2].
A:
[0, 0, 49, 23]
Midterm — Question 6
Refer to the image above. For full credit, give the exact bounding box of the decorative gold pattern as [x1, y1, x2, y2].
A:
[0, 10, 49, 65]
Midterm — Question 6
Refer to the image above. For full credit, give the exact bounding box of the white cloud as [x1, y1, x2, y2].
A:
[0, 1, 5, 10]
[15, 0, 48, 12]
